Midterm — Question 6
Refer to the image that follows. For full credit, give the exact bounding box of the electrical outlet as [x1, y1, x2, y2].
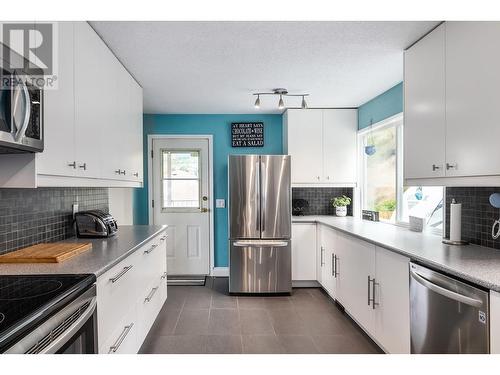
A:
[216, 199, 225, 208]
[72, 203, 79, 219]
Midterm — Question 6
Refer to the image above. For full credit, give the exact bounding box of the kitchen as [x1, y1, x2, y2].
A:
[1, 2, 500, 372]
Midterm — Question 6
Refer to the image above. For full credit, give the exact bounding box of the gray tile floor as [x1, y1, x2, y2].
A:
[139, 278, 382, 354]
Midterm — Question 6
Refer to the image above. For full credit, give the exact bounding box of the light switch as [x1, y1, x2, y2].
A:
[216, 199, 225, 208]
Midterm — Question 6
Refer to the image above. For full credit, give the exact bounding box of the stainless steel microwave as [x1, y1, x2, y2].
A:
[0, 57, 44, 153]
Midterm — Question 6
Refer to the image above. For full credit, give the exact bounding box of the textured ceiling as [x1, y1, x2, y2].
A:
[90, 21, 439, 114]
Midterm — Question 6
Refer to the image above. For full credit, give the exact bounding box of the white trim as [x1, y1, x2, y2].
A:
[211, 267, 229, 277]
[357, 112, 403, 136]
[147, 134, 215, 277]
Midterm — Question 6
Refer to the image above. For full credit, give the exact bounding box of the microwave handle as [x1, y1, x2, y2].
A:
[14, 75, 31, 142]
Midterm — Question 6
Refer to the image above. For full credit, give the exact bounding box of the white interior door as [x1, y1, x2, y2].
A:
[152, 138, 211, 276]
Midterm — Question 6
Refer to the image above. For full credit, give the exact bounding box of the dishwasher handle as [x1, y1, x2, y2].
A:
[410, 268, 483, 308]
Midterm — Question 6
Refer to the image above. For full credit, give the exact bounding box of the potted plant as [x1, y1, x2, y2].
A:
[375, 199, 396, 220]
[331, 195, 352, 217]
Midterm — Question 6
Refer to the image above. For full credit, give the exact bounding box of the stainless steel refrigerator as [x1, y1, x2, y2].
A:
[228, 155, 292, 294]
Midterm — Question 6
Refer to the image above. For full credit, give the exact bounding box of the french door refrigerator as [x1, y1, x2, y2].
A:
[228, 155, 292, 294]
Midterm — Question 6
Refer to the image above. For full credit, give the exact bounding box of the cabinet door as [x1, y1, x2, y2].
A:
[291, 223, 317, 281]
[74, 22, 107, 179]
[374, 246, 410, 354]
[128, 80, 143, 182]
[336, 231, 376, 335]
[404, 23, 446, 179]
[37, 22, 76, 177]
[285, 109, 323, 184]
[322, 109, 357, 184]
[491, 290, 500, 354]
[319, 226, 336, 298]
[446, 22, 500, 177]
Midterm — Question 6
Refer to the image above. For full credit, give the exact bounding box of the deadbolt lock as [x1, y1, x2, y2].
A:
[202, 196, 208, 201]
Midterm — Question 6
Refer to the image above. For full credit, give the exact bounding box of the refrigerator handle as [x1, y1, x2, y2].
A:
[260, 159, 265, 232]
[255, 160, 261, 233]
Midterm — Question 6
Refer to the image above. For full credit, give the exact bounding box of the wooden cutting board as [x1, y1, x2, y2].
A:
[0, 242, 92, 263]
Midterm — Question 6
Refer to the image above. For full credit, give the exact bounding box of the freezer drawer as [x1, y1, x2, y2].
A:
[229, 240, 292, 294]
[409, 263, 489, 354]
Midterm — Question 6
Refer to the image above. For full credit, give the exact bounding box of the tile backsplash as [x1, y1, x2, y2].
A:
[292, 187, 354, 216]
[445, 187, 500, 249]
[0, 188, 108, 255]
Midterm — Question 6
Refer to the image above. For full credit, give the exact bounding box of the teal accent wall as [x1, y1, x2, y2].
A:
[133, 114, 283, 268]
[358, 82, 403, 130]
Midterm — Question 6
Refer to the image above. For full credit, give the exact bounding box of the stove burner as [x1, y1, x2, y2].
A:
[0, 313, 4, 324]
[0, 280, 63, 301]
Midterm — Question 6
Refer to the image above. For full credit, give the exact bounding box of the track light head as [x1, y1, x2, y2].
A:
[301, 95, 307, 109]
[254, 95, 260, 109]
[278, 95, 285, 109]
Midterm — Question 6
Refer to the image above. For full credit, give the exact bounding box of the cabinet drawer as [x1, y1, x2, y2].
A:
[138, 233, 167, 288]
[136, 274, 167, 345]
[97, 251, 140, 343]
[100, 305, 137, 354]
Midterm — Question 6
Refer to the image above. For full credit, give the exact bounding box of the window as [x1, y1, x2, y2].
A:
[359, 114, 443, 233]
[161, 150, 201, 210]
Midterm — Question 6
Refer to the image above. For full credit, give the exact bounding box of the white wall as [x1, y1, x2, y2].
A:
[108, 188, 134, 225]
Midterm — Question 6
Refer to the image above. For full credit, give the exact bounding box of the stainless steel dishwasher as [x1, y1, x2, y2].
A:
[409, 262, 489, 354]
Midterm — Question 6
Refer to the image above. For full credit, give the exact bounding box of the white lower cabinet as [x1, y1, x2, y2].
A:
[373, 246, 410, 354]
[291, 223, 317, 281]
[293, 222, 411, 354]
[490, 290, 500, 354]
[97, 230, 168, 354]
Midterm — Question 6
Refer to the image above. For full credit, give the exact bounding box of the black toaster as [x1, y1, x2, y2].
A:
[74, 210, 118, 238]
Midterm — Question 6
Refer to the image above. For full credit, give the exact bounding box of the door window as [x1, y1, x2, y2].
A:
[161, 150, 201, 210]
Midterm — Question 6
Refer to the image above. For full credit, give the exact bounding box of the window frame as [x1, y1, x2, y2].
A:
[160, 147, 203, 213]
[357, 113, 443, 235]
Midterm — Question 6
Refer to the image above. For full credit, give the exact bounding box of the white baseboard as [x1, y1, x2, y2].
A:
[211, 267, 229, 277]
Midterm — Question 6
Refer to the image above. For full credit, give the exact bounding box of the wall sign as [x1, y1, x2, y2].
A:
[231, 122, 264, 147]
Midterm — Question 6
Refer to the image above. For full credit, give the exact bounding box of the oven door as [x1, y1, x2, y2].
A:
[4, 285, 98, 354]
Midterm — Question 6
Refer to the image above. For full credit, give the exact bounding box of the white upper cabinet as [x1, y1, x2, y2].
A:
[323, 109, 357, 184]
[283, 109, 357, 186]
[445, 22, 500, 177]
[284, 109, 323, 183]
[37, 22, 76, 177]
[5, 21, 144, 188]
[404, 23, 446, 179]
[404, 21, 500, 184]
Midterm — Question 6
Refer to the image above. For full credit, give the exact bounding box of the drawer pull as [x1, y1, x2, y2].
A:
[109, 265, 133, 283]
[145, 287, 159, 303]
[161, 272, 167, 280]
[144, 244, 158, 254]
[160, 235, 168, 241]
[108, 323, 134, 353]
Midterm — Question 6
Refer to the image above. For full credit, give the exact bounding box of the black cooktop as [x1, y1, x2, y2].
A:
[0, 274, 96, 352]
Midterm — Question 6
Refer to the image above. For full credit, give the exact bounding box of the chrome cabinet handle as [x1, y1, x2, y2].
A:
[371, 277, 379, 310]
[115, 169, 121, 174]
[432, 164, 441, 171]
[160, 235, 168, 241]
[367, 276, 371, 306]
[133, 172, 139, 177]
[68, 161, 76, 169]
[109, 265, 133, 283]
[320, 246, 325, 266]
[145, 287, 159, 303]
[78, 163, 87, 171]
[333, 255, 339, 278]
[108, 323, 134, 353]
[120, 170, 126, 175]
[446, 163, 457, 170]
[144, 244, 158, 254]
[161, 272, 167, 280]
[317, 176, 320, 180]
[331, 253, 335, 276]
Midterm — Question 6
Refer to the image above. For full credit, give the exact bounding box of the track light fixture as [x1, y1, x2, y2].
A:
[252, 88, 310, 110]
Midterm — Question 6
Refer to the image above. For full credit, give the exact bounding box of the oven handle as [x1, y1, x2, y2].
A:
[38, 296, 97, 354]
[410, 268, 483, 308]
[14, 74, 31, 142]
